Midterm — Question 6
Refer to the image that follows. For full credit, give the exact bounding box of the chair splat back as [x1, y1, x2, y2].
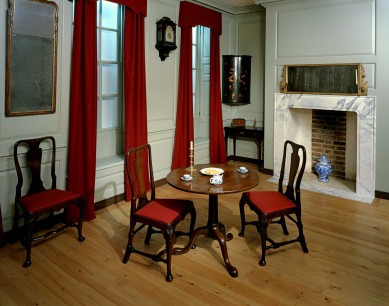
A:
[126, 144, 154, 210]
[26, 146, 44, 192]
[14, 137, 57, 196]
[278, 140, 306, 205]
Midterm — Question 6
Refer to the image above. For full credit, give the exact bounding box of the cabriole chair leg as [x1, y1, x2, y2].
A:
[165, 226, 175, 282]
[238, 199, 247, 237]
[259, 217, 268, 266]
[23, 215, 34, 268]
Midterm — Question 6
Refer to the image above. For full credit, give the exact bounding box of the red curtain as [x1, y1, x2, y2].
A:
[178, 1, 222, 33]
[67, 0, 98, 222]
[123, 6, 148, 201]
[112, 0, 146, 13]
[209, 31, 227, 163]
[67, 0, 148, 220]
[171, 1, 226, 169]
[171, 26, 194, 170]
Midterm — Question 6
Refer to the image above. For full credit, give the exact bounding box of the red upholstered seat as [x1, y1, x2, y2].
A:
[20, 189, 82, 214]
[242, 191, 296, 214]
[122, 144, 196, 282]
[134, 199, 194, 225]
[13, 136, 85, 268]
[238, 140, 308, 266]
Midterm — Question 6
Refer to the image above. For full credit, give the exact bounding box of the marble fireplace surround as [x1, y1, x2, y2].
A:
[273, 93, 376, 203]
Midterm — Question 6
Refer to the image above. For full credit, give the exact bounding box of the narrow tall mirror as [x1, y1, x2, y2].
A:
[6, 0, 58, 116]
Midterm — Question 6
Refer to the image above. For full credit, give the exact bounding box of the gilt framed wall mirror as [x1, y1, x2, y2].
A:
[6, 0, 58, 117]
[280, 63, 368, 96]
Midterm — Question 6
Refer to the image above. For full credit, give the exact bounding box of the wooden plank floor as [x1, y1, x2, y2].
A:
[1, 162, 389, 305]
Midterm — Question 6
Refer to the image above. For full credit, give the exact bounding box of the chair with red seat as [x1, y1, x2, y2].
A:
[13, 136, 85, 267]
[238, 140, 308, 266]
[122, 143, 196, 282]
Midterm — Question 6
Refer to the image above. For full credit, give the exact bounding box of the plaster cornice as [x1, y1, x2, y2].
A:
[193, 0, 264, 15]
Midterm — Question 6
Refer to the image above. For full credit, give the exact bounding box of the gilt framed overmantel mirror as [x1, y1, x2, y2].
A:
[6, 0, 58, 117]
[280, 64, 368, 96]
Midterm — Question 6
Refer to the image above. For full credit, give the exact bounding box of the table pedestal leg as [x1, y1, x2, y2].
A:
[174, 195, 238, 278]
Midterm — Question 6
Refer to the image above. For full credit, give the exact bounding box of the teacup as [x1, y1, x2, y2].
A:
[238, 166, 247, 173]
[182, 174, 192, 180]
[210, 174, 223, 185]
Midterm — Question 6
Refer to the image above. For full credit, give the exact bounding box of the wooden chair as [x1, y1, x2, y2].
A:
[13, 136, 85, 267]
[122, 144, 196, 282]
[238, 140, 308, 266]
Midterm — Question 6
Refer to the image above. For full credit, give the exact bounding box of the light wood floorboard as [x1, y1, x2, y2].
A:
[1, 162, 388, 305]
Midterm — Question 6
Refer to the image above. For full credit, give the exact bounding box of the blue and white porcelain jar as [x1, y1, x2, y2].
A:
[315, 154, 332, 183]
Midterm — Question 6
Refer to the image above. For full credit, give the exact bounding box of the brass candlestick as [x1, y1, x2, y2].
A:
[186, 144, 196, 171]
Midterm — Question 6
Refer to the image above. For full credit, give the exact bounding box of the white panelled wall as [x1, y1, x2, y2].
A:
[0, 0, 264, 232]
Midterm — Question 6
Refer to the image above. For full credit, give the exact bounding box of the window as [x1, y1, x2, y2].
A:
[96, 1, 123, 159]
[192, 26, 210, 142]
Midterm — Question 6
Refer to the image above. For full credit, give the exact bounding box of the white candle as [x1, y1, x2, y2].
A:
[355, 69, 358, 85]
[190, 141, 193, 150]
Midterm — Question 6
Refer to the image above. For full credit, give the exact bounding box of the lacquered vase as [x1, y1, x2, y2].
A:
[315, 155, 332, 183]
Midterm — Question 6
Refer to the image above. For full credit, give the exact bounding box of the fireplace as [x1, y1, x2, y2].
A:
[273, 93, 376, 203]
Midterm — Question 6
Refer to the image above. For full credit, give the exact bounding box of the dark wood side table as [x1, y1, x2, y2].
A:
[224, 126, 264, 170]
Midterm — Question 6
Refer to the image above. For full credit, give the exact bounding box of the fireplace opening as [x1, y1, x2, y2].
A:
[312, 110, 346, 179]
[311, 109, 357, 182]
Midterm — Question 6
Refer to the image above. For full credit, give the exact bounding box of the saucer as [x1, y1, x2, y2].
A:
[181, 176, 192, 181]
[237, 169, 248, 174]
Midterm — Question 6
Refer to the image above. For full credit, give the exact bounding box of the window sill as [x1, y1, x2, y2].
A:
[194, 137, 209, 145]
[96, 155, 124, 171]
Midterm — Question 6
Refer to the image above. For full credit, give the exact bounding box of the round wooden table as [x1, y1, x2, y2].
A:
[166, 163, 259, 277]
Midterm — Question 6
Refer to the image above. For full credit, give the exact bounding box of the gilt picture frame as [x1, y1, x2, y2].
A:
[280, 63, 368, 96]
[5, 0, 58, 117]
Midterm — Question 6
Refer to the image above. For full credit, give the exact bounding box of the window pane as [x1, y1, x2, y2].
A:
[97, 32, 100, 60]
[101, 30, 117, 61]
[192, 45, 196, 68]
[204, 63, 210, 75]
[97, 68, 100, 93]
[193, 70, 197, 93]
[193, 95, 196, 116]
[203, 80, 210, 117]
[203, 27, 211, 57]
[192, 27, 197, 44]
[102, 64, 118, 95]
[101, 97, 118, 129]
[101, 1, 118, 29]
